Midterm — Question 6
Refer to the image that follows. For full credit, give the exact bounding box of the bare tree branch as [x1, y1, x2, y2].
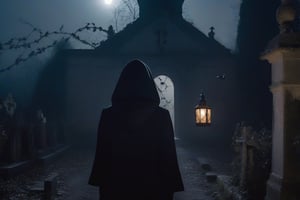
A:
[122, 0, 138, 21]
[0, 22, 111, 73]
[112, 0, 138, 31]
[0, 1, 138, 73]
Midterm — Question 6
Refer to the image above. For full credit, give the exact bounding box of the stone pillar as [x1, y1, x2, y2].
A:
[262, 1, 300, 199]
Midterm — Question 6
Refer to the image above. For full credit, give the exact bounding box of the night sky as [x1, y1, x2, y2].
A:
[0, 0, 240, 50]
[0, 0, 241, 104]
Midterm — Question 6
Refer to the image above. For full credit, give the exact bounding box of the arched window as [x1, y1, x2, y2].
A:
[154, 75, 176, 136]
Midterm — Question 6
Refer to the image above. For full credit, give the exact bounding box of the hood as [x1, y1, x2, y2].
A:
[111, 59, 160, 107]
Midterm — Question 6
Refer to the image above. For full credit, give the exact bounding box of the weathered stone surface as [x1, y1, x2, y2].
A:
[28, 181, 44, 192]
[217, 175, 242, 200]
[44, 173, 58, 200]
[196, 158, 212, 171]
[37, 145, 69, 166]
[205, 172, 217, 183]
[0, 160, 34, 179]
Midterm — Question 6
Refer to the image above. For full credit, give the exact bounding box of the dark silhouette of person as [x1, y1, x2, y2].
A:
[89, 60, 184, 200]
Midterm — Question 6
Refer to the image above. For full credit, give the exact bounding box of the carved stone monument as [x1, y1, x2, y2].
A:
[261, 0, 300, 199]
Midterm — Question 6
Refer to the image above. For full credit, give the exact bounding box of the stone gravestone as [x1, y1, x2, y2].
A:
[44, 173, 58, 200]
[262, 0, 300, 198]
[34, 110, 47, 150]
[2, 94, 21, 163]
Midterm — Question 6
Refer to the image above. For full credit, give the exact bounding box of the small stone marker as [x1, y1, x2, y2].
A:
[217, 175, 242, 200]
[205, 172, 217, 183]
[28, 181, 44, 193]
[44, 173, 58, 200]
[196, 158, 212, 171]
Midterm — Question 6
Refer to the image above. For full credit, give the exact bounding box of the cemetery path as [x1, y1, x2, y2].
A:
[0, 141, 231, 200]
[62, 144, 217, 200]
[62, 150, 98, 200]
[174, 146, 216, 200]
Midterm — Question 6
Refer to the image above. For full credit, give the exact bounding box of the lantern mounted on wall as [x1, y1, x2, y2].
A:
[195, 93, 211, 126]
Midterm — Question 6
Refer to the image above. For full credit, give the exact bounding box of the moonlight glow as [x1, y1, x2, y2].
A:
[104, 0, 113, 5]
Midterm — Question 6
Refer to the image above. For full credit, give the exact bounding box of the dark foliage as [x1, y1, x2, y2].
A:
[235, 1, 280, 198]
[0, 22, 112, 73]
[231, 123, 272, 200]
[236, 0, 280, 58]
[236, 0, 280, 129]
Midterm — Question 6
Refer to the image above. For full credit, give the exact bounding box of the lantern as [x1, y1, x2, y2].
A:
[195, 93, 211, 126]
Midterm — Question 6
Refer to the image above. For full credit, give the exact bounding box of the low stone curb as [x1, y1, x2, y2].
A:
[196, 157, 243, 200]
[196, 158, 212, 171]
[216, 175, 243, 200]
[0, 145, 69, 179]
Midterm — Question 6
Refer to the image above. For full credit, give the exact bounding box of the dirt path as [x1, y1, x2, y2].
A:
[62, 145, 214, 200]
[0, 143, 222, 200]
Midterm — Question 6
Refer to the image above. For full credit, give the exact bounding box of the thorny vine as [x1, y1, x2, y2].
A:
[0, 0, 138, 73]
[0, 21, 112, 73]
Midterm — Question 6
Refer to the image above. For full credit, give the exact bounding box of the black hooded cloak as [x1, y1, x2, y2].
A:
[89, 60, 184, 199]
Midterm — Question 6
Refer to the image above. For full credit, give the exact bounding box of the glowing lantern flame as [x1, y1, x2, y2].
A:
[195, 93, 211, 126]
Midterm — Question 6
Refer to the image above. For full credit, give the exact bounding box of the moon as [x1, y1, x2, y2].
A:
[104, 0, 113, 5]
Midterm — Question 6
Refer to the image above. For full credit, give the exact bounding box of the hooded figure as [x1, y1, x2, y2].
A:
[89, 60, 184, 200]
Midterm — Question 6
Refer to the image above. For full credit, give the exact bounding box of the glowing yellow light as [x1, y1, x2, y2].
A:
[195, 93, 211, 126]
[200, 109, 206, 122]
[195, 107, 211, 125]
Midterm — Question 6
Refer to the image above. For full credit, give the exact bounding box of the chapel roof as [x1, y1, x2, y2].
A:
[96, 0, 230, 56]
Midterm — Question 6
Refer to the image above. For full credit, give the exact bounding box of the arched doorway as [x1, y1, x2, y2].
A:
[154, 75, 176, 137]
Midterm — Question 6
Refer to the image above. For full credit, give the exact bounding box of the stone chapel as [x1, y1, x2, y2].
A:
[54, 0, 240, 146]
